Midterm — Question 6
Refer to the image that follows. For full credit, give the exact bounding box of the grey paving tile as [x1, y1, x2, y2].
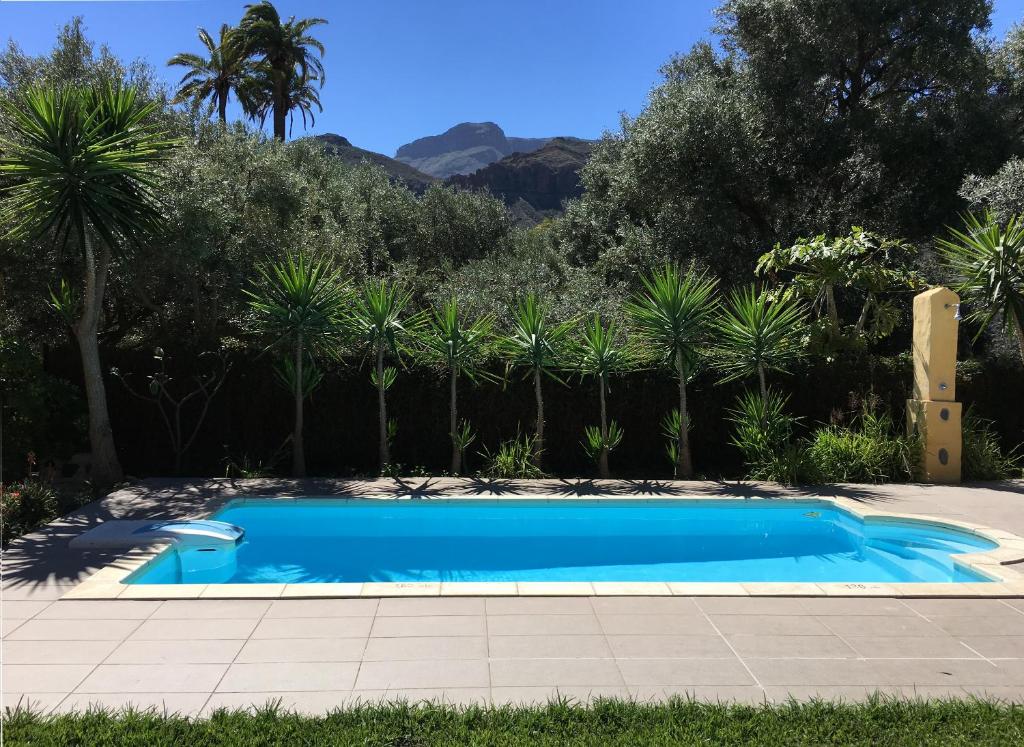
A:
[598, 614, 715, 636]
[957, 686, 1024, 702]
[54, 693, 210, 716]
[991, 660, 1024, 685]
[489, 635, 612, 659]
[106, 639, 245, 664]
[710, 615, 831, 636]
[486, 597, 593, 615]
[762, 686, 906, 703]
[152, 600, 271, 619]
[931, 616, 1024, 637]
[797, 598, 912, 616]
[629, 686, 767, 705]
[959, 636, 1024, 659]
[36, 601, 160, 620]
[492, 686, 630, 704]
[1, 640, 118, 665]
[362, 636, 487, 661]
[218, 662, 360, 692]
[1, 584, 77, 601]
[590, 597, 701, 615]
[848, 637, 979, 659]
[203, 690, 360, 714]
[76, 664, 227, 693]
[696, 597, 808, 615]
[237, 638, 367, 663]
[0, 692, 66, 713]
[617, 658, 754, 687]
[486, 614, 602, 636]
[746, 659, 882, 686]
[2, 601, 53, 619]
[490, 658, 623, 687]
[370, 615, 486, 638]
[1, 618, 27, 638]
[903, 599, 1024, 617]
[606, 635, 733, 659]
[253, 617, 373, 639]
[8, 619, 141, 641]
[130, 618, 257, 641]
[820, 615, 948, 638]
[872, 659, 1012, 686]
[378, 688, 491, 706]
[3, 664, 94, 692]
[265, 599, 378, 618]
[727, 634, 857, 658]
[355, 659, 490, 690]
[377, 598, 485, 616]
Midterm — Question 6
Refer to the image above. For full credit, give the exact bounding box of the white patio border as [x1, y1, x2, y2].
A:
[61, 494, 1024, 600]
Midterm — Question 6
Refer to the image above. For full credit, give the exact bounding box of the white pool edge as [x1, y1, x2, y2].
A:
[61, 494, 1024, 600]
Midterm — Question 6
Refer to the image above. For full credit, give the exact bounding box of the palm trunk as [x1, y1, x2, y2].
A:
[450, 363, 460, 475]
[758, 363, 768, 401]
[376, 346, 389, 471]
[825, 284, 839, 334]
[598, 374, 610, 479]
[675, 349, 693, 479]
[532, 367, 544, 468]
[273, 69, 287, 141]
[292, 338, 306, 477]
[74, 231, 122, 486]
[217, 90, 228, 125]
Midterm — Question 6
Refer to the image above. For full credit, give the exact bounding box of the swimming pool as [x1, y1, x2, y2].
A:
[124, 499, 997, 585]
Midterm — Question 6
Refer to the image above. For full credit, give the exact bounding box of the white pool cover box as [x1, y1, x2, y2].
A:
[69, 519, 244, 550]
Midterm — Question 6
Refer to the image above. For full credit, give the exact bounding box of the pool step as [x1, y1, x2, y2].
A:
[69, 520, 244, 550]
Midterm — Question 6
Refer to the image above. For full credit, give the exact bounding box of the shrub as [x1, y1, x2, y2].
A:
[962, 408, 1024, 480]
[804, 410, 919, 483]
[1, 480, 61, 546]
[479, 434, 544, 479]
[727, 388, 807, 484]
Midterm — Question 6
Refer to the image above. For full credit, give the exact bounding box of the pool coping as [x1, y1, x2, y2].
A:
[61, 494, 1024, 600]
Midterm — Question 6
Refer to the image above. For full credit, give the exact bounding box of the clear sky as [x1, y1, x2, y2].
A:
[2, 0, 1023, 155]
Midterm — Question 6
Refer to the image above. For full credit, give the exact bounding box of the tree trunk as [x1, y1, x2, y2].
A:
[376, 346, 389, 471]
[825, 284, 839, 334]
[217, 88, 228, 125]
[675, 349, 693, 479]
[273, 69, 287, 141]
[758, 363, 768, 401]
[598, 374, 610, 479]
[292, 338, 306, 477]
[450, 363, 460, 475]
[74, 231, 122, 485]
[532, 367, 544, 469]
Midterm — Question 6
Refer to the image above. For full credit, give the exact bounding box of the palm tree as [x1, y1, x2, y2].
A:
[938, 211, 1024, 366]
[243, 67, 323, 139]
[418, 298, 495, 475]
[575, 315, 633, 479]
[239, 0, 327, 141]
[715, 285, 807, 399]
[626, 265, 718, 479]
[500, 294, 574, 469]
[244, 253, 347, 477]
[168, 24, 251, 125]
[0, 86, 176, 485]
[349, 280, 422, 472]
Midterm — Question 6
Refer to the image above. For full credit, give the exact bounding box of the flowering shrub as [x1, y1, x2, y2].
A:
[1, 480, 60, 547]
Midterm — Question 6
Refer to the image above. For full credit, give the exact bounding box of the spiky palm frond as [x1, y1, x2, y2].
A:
[348, 279, 424, 359]
[714, 285, 807, 384]
[419, 297, 495, 382]
[501, 293, 574, 381]
[574, 314, 634, 380]
[168, 24, 251, 122]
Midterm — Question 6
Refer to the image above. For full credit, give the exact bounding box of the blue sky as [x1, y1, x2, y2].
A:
[2, 0, 1023, 155]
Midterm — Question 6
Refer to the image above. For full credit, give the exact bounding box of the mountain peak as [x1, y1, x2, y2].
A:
[394, 122, 550, 179]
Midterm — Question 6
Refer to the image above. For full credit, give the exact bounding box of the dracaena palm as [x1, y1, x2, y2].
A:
[240, 0, 327, 141]
[626, 265, 718, 478]
[244, 253, 348, 477]
[167, 23, 251, 125]
[349, 280, 424, 471]
[574, 314, 634, 479]
[419, 298, 495, 475]
[715, 285, 807, 399]
[937, 211, 1024, 367]
[500, 294, 574, 469]
[0, 85, 177, 485]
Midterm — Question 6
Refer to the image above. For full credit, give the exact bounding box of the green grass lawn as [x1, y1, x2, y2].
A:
[4, 696, 1024, 746]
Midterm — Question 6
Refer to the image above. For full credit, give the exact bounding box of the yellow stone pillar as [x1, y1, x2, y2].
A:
[906, 287, 962, 482]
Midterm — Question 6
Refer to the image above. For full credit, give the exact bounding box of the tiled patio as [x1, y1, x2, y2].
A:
[4, 478, 1024, 715]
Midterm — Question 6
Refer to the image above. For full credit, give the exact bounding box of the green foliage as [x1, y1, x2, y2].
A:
[418, 298, 494, 380]
[573, 314, 633, 381]
[274, 354, 323, 398]
[727, 388, 803, 483]
[661, 408, 683, 467]
[479, 433, 544, 480]
[804, 410, 919, 484]
[714, 286, 807, 393]
[962, 407, 1024, 480]
[369, 365, 397, 391]
[583, 421, 624, 463]
[168, 24, 252, 123]
[961, 158, 1024, 223]
[938, 211, 1024, 364]
[349, 279, 422, 360]
[1, 479, 60, 546]
[501, 294, 574, 382]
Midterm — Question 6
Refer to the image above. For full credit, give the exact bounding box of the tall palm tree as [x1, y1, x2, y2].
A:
[575, 315, 633, 479]
[938, 211, 1024, 367]
[626, 266, 718, 479]
[0, 86, 176, 485]
[243, 67, 323, 139]
[500, 294, 574, 469]
[715, 285, 807, 399]
[418, 298, 494, 475]
[348, 280, 422, 472]
[244, 253, 347, 477]
[240, 0, 327, 141]
[168, 24, 251, 125]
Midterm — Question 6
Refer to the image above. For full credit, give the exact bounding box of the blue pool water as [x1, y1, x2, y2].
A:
[125, 499, 997, 585]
